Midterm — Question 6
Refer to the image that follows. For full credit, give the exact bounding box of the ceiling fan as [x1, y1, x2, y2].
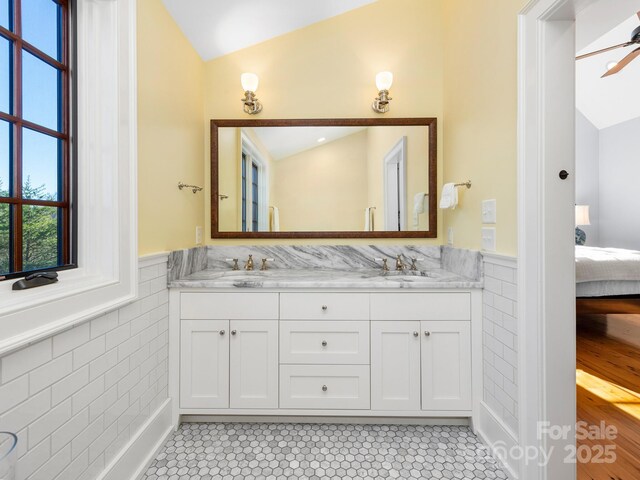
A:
[576, 11, 640, 77]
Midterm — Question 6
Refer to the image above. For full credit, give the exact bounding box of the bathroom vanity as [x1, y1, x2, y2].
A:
[167, 246, 483, 426]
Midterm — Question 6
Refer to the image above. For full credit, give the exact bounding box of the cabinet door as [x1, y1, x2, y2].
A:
[371, 321, 421, 411]
[421, 321, 471, 411]
[230, 320, 279, 409]
[180, 320, 229, 409]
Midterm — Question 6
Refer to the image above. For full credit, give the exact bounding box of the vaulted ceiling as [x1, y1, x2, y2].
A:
[161, 0, 378, 61]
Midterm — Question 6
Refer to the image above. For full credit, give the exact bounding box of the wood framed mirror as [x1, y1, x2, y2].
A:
[211, 118, 437, 239]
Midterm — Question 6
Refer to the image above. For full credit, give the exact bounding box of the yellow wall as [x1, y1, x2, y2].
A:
[217, 127, 274, 231]
[442, 0, 526, 255]
[136, 0, 524, 255]
[366, 126, 431, 232]
[203, 0, 444, 245]
[137, 0, 205, 255]
[272, 131, 369, 232]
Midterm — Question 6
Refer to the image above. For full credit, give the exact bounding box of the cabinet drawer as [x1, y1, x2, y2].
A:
[280, 293, 369, 320]
[180, 292, 279, 319]
[370, 293, 471, 321]
[279, 365, 370, 410]
[280, 321, 369, 365]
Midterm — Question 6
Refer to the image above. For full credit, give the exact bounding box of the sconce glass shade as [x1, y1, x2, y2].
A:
[575, 205, 591, 226]
[241, 73, 259, 92]
[375, 71, 393, 91]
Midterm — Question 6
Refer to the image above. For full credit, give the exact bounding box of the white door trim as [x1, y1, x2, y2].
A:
[383, 137, 408, 231]
[518, 0, 597, 478]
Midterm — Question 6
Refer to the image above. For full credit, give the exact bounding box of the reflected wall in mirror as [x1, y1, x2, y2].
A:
[211, 119, 436, 239]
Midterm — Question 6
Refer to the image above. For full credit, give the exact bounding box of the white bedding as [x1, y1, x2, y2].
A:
[575, 246, 640, 283]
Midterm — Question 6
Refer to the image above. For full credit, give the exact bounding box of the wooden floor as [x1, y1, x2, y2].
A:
[577, 315, 640, 480]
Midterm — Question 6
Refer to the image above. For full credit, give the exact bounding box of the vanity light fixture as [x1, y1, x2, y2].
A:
[241, 73, 263, 115]
[372, 71, 393, 114]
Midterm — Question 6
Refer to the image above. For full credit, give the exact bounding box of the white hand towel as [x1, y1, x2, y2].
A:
[271, 206, 280, 232]
[364, 208, 371, 232]
[413, 193, 427, 228]
[439, 183, 458, 209]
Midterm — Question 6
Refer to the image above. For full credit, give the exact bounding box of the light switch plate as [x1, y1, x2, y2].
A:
[482, 227, 496, 252]
[482, 199, 497, 224]
[195, 226, 203, 245]
[447, 227, 454, 246]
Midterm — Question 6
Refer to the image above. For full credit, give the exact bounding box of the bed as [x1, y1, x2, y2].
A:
[576, 246, 640, 314]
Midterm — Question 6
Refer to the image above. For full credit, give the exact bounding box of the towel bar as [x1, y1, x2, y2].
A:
[454, 181, 472, 189]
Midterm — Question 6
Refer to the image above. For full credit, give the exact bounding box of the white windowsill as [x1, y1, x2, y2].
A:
[0, 0, 138, 356]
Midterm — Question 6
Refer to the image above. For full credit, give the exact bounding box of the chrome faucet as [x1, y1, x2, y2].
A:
[395, 255, 406, 271]
[244, 255, 254, 271]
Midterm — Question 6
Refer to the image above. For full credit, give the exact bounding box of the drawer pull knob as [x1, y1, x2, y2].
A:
[321, 305, 328, 311]
[413, 331, 419, 337]
[219, 330, 225, 336]
[424, 331, 431, 337]
[231, 330, 237, 335]
[322, 385, 328, 392]
[322, 340, 328, 347]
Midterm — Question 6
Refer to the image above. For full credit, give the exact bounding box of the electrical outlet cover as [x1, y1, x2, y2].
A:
[482, 199, 497, 224]
[482, 227, 496, 252]
[195, 226, 203, 245]
[447, 227, 454, 246]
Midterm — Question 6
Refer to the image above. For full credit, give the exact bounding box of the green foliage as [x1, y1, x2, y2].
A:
[0, 178, 59, 275]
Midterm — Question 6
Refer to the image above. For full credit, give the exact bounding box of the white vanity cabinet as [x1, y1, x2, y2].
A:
[229, 320, 279, 409]
[171, 288, 480, 420]
[371, 321, 421, 411]
[180, 319, 229, 409]
[421, 321, 472, 411]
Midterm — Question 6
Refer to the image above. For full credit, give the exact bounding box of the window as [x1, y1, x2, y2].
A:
[240, 136, 268, 233]
[0, 0, 73, 279]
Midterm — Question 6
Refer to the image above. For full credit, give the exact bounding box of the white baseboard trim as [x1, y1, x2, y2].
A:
[98, 398, 173, 480]
[476, 401, 519, 480]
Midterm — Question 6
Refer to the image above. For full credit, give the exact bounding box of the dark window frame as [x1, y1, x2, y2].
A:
[0, 0, 76, 280]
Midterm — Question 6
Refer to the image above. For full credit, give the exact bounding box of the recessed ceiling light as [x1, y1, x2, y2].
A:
[606, 61, 618, 71]
[317, 137, 326, 143]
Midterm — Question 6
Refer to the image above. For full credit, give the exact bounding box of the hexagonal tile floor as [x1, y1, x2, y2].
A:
[142, 423, 508, 479]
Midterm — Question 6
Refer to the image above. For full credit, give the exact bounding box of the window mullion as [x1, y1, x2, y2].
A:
[11, 0, 22, 272]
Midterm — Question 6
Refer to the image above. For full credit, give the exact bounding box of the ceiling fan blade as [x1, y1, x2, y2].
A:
[602, 47, 640, 77]
[576, 42, 631, 60]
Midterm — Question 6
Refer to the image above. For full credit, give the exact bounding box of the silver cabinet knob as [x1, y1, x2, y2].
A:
[219, 330, 225, 336]
[424, 331, 431, 337]
[322, 385, 328, 392]
[231, 330, 237, 336]
[322, 340, 328, 347]
[321, 305, 328, 311]
[413, 331, 419, 337]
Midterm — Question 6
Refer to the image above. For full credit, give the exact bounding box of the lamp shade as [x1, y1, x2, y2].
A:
[375, 71, 393, 91]
[241, 73, 259, 92]
[575, 205, 591, 226]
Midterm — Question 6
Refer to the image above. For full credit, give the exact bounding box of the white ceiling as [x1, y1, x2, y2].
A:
[251, 126, 366, 161]
[161, 0, 378, 61]
[576, 12, 640, 130]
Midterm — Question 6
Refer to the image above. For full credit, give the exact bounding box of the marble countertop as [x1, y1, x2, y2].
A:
[168, 268, 482, 290]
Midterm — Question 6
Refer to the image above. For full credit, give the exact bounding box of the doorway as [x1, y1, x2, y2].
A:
[383, 137, 407, 231]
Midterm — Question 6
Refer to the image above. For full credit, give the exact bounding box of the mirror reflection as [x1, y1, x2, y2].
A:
[215, 121, 435, 235]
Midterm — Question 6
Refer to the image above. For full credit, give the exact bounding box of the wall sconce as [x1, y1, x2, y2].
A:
[372, 71, 393, 114]
[241, 73, 263, 115]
